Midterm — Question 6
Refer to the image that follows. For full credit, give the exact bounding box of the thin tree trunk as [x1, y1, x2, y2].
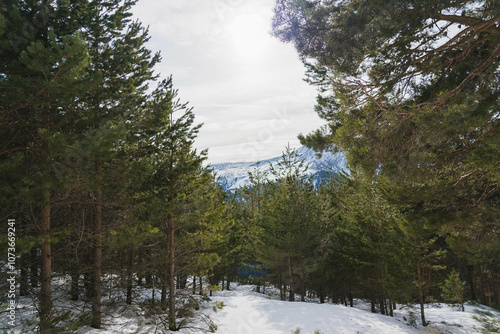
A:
[152, 270, 156, 307]
[319, 284, 325, 304]
[161, 235, 168, 310]
[380, 291, 385, 315]
[478, 265, 487, 305]
[71, 270, 79, 301]
[417, 259, 427, 326]
[288, 255, 295, 301]
[126, 248, 134, 305]
[168, 214, 176, 331]
[388, 290, 394, 316]
[278, 269, 283, 301]
[466, 264, 477, 301]
[40, 201, 52, 332]
[91, 162, 102, 329]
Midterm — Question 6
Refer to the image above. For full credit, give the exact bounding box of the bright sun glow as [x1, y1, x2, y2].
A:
[227, 13, 272, 61]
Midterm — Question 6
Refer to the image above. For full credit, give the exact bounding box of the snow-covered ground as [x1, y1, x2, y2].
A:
[2, 282, 499, 333]
[205, 285, 499, 334]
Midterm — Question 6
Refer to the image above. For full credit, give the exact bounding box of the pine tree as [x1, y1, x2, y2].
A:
[1, 2, 89, 330]
[134, 78, 226, 330]
[272, 0, 500, 312]
[260, 146, 319, 301]
[442, 269, 467, 311]
[70, 1, 159, 327]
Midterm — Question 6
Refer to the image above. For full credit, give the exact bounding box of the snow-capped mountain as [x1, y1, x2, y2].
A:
[212, 146, 347, 192]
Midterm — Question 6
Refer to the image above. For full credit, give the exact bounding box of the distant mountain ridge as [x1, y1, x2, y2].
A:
[212, 146, 347, 192]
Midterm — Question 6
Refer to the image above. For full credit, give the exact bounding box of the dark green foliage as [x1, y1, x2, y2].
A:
[1, 1, 224, 332]
[271, 0, 500, 318]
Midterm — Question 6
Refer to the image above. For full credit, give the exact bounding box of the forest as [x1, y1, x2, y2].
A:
[0, 0, 499, 333]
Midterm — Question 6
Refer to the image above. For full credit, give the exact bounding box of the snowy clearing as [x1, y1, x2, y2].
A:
[204, 285, 498, 334]
[2, 283, 499, 333]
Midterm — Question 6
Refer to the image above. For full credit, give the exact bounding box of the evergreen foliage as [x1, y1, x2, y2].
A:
[266, 0, 500, 324]
[1, 1, 224, 332]
[1, 0, 499, 332]
[442, 269, 467, 311]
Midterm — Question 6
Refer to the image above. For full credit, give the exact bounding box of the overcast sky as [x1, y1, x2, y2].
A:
[133, 0, 324, 163]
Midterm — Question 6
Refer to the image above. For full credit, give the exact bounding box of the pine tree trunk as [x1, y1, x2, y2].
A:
[152, 270, 156, 307]
[417, 259, 427, 326]
[478, 265, 487, 304]
[40, 201, 52, 332]
[91, 162, 102, 329]
[278, 269, 283, 301]
[126, 248, 134, 305]
[380, 291, 385, 315]
[168, 213, 176, 331]
[161, 235, 168, 309]
[70, 270, 79, 301]
[319, 284, 325, 304]
[384, 262, 393, 316]
[466, 264, 477, 301]
[288, 255, 295, 301]
[388, 291, 394, 317]
[299, 271, 305, 301]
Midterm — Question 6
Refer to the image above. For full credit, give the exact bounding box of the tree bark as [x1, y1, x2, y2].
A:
[388, 290, 394, 317]
[168, 213, 176, 331]
[466, 264, 477, 301]
[288, 255, 295, 301]
[40, 201, 52, 332]
[152, 270, 156, 307]
[71, 270, 79, 301]
[91, 162, 102, 329]
[126, 248, 134, 305]
[417, 259, 427, 326]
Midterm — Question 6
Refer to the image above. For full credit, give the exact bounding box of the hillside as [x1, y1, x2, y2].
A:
[212, 146, 347, 192]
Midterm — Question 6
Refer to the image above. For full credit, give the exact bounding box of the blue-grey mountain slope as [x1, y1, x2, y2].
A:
[212, 146, 347, 192]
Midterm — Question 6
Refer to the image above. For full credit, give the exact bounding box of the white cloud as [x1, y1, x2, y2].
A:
[133, 0, 324, 163]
